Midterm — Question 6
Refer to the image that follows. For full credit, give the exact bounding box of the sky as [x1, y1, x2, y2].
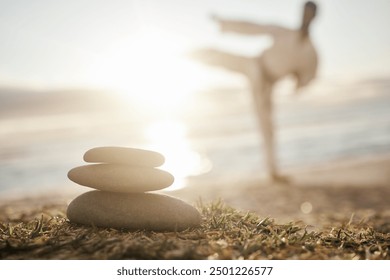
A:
[1, 0, 390, 90]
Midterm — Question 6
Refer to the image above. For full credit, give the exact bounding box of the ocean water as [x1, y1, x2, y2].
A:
[1, 79, 390, 195]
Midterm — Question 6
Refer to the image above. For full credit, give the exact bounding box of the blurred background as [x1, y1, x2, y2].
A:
[1, 0, 390, 200]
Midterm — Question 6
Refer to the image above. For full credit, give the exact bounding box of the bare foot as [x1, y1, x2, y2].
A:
[270, 173, 291, 185]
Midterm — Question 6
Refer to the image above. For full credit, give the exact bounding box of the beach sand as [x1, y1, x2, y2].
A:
[170, 154, 390, 227]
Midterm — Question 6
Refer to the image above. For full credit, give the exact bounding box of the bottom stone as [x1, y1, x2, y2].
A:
[67, 191, 201, 231]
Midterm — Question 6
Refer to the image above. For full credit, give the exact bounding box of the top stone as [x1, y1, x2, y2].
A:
[83, 147, 165, 167]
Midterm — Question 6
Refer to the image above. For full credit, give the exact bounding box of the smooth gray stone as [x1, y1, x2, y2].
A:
[84, 146, 165, 167]
[67, 191, 201, 231]
[68, 164, 174, 193]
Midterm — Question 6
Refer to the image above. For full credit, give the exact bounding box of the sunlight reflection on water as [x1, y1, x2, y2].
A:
[145, 119, 212, 191]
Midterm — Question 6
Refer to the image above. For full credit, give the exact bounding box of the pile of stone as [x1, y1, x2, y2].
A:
[67, 147, 201, 231]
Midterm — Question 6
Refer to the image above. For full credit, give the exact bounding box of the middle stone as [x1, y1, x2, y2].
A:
[68, 164, 174, 193]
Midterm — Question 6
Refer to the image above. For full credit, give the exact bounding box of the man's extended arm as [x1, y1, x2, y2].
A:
[213, 16, 287, 36]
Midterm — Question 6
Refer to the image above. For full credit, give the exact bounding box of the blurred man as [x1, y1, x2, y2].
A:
[192, 1, 318, 182]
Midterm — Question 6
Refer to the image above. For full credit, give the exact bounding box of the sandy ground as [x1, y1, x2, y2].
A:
[170, 154, 390, 227]
[1, 155, 390, 229]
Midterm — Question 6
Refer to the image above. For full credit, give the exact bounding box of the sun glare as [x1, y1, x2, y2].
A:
[88, 28, 209, 113]
[145, 120, 212, 191]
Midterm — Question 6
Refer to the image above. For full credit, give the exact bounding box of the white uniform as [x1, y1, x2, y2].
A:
[192, 21, 318, 178]
[261, 28, 318, 88]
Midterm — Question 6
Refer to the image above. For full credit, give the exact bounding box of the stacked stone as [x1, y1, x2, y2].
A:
[67, 147, 201, 231]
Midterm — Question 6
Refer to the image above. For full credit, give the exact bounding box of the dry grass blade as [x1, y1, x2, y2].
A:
[0, 200, 389, 259]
